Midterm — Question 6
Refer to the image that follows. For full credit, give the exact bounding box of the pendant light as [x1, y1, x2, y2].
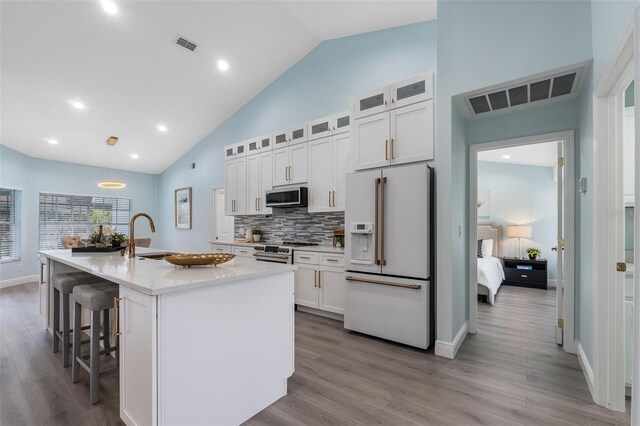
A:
[98, 136, 126, 189]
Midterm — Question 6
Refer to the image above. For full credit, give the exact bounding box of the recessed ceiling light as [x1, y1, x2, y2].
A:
[217, 59, 229, 72]
[69, 100, 85, 109]
[502, 155, 511, 159]
[157, 124, 168, 132]
[130, 153, 139, 159]
[101, 0, 118, 15]
[47, 139, 59, 145]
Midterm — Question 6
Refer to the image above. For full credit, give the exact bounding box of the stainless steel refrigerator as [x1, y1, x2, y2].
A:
[344, 162, 433, 349]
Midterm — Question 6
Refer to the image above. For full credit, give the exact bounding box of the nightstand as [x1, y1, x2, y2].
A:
[502, 257, 548, 290]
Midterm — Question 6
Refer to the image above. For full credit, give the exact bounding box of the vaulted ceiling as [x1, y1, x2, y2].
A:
[1, 1, 436, 174]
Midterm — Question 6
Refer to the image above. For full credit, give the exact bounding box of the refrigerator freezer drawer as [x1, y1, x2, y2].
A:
[344, 273, 429, 349]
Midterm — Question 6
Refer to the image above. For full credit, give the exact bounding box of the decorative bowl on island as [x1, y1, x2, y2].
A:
[164, 252, 236, 268]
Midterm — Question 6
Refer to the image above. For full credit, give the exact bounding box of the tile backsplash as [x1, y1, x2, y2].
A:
[234, 208, 344, 244]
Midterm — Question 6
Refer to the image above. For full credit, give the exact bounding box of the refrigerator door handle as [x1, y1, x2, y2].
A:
[345, 275, 422, 290]
[374, 177, 381, 265]
[380, 176, 387, 265]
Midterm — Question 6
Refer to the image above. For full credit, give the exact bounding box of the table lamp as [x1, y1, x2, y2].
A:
[507, 225, 532, 259]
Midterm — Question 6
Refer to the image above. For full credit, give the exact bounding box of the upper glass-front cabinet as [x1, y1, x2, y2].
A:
[259, 135, 271, 150]
[308, 116, 332, 141]
[334, 111, 350, 134]
[390, 73, 434, 109]
[289, 124, 307, 144]
[354, 87, 390, 119]
[273, 131, 288, 147]
[247, 134, 272, 155]
[224, 141, 247, 159]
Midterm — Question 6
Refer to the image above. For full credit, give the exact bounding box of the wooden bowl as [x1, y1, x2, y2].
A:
[164, 252, 236, 268]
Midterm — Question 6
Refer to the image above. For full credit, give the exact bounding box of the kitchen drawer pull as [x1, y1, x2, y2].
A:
[329, 191, 331, 207]
[317, 270, 321, 288]
[345, 276, 421, 289]
[299, 256, 311, 260]
[385, 139, 389, 160]
[326, 258, 339, 262]
[521, 274, 528, 278]
[390, 138, 394, 159]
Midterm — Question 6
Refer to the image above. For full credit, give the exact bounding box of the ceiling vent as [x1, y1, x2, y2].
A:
[175, 35, 197, 52]
[464, 65, 585, 117]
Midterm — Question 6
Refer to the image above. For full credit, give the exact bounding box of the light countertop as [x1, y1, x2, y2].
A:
[39, 247, 296, 296]
[209, 240, 344, 254]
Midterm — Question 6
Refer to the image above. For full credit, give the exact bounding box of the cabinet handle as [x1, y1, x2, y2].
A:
[326, 258, 339, 262]
[521, 274, 528, 278]
[314, 270, 318, 288]
[384, 100, 388, 106]
[300, 256, 311, 260]
[329, 191, 331, 207]
[332, 190, 335, 207]
[392, 97, 395, 104]
[258, 197, 261, 211]
[40, 262, 46, 285]
[288, 166, 292, 181]
[390, 138, 394, 159]
[318, 271, 321, 288]
[113, 297, 122, 337]
[256, 198, 258, 211]
[385, 139, 389, 160]
[380, 176, 387, 265]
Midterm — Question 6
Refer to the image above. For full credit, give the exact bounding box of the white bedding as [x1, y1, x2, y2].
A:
[477, 256, 505, 305]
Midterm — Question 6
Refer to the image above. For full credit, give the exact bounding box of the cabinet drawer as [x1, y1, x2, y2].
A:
[319, 253, 344, 268]
[211, 244, 231, 253]
[505, 269, 546, 284]
[232, 246, 255, 258]
[294, 251, 319, 265]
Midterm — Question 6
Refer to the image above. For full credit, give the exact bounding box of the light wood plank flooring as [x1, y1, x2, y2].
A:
[0, 283, 630, 425]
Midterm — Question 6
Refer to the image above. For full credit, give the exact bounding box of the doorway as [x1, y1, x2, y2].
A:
[213, 188, 234, 242]
[469, 131, 576, 355]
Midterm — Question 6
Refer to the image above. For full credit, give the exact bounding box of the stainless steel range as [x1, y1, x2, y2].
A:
[252, 241, 318, 264]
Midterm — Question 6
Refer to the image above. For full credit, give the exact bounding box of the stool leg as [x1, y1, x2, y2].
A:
[72, 301, 82, 383]
[62, 292, 71, 367]
[52, 287, 60, 353]
[102, 309, 110, 352]
[90, 309, 101, 404]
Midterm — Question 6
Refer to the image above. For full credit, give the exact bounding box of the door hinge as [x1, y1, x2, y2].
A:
[558, 238, 565, 249]
[558, 157, 565, 167]
[557, 318, 564, 329]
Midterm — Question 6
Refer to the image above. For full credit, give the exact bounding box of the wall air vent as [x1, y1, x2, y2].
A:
[462, 65, 586, 118]
[175, 35, 197, 52]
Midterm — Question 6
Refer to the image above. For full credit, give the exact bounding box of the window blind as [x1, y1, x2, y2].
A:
[0, 189, 21, 261]
[38, 193, 131, 250]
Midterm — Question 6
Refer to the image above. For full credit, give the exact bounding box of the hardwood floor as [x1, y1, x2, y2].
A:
[0, 283, 630, 425]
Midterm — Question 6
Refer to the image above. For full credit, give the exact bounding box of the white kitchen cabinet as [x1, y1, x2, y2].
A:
[211, 244, 231, 253]
[247, 151, 272, 215]
[353, 86, 390, 120]
[119, 286, 157, 426]
[224, 141, 247, 160]
[308, 132, 349, 212]
[232, 246, 255, 258]
[39, 257, 48, 324]
[390, 100, 434, 165]
[307, 111, 350, 141]
[273, 124, 307, 148]
[224, 158, 247, 215]
[247, 134, 272, 155]
[273, 144, 308, 187]
[293, 251, 344, 315]
[352, 112, 390, 171]
[389, 73, 434, 109]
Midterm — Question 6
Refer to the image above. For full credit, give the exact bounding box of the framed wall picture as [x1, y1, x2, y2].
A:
[477, 189, 491, 218]
[175, 187, 192, 230]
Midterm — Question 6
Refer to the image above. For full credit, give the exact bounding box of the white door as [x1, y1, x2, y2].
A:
[259, 151, 272, 214]
[353, 112, 390, 171]
[389, 73, 434, 109]
[308, 137, 333, 212]
[353, 86, 389, 119]
[556, 142, 565, 345]
[247, 155, 261, 215]
[234, 157, 247, 215]
[273, 147, 289, 187]
[289, 143, 308, 184]
[332, 132, 350, 211]
[319, 267, 345, 314]
[382, 163, 429, 279]
[391, 101, 434, 164]
[213, 188, 234, 242]
[224, 160, 236, 215]
[294, 266, 319, 308]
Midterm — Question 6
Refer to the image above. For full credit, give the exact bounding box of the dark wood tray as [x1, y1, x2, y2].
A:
[71, 246, 123, 253]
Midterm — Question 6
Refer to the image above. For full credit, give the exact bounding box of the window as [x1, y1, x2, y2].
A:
[38, 193, 130, 250]
[0, 189, 21, 262]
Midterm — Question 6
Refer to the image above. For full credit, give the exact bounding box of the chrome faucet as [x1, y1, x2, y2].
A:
[129, 212, 156, 258]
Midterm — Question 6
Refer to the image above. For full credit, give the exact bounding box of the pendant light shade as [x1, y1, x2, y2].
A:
[98, 136, 126, 189]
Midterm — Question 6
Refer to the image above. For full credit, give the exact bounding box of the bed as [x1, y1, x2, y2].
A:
[477, 222, 505, 304]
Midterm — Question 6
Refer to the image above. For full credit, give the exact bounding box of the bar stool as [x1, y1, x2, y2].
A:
[71, 282, 120, 404]
[52, 272, 105, 367]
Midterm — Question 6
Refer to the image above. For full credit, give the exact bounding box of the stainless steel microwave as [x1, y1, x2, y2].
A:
[265, 187, 308, 208]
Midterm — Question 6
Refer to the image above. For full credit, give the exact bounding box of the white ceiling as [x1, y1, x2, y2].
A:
[477, 141, 559, 168]
[0, 1, 436, 174]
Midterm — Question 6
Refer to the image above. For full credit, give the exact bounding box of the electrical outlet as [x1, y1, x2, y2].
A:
[17, 262, 24, 271]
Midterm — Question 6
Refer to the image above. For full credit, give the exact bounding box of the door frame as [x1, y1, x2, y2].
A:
[592, 18, 637, 414]
[468, 131, 576, 356]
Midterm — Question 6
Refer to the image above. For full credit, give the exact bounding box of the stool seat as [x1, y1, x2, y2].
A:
[53, 272, 105, 293]
[73, 282, 119, 311]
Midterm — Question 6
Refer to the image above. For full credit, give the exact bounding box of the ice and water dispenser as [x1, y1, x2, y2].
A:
[349, 223, 374, 265]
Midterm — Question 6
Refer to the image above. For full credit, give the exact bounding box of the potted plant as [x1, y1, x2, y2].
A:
[252, 228, 263, 242]
[89, 229, 105, 247]
[526, 247, 542, 260]
[110, 231, 127, 248]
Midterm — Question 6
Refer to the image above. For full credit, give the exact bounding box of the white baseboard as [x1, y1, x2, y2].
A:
[0, 275, 38, 289]
[296, 305, 344, 322]
[435, 321, 468, 359]
[577, 342, 594, 398]
[548, 279, 557, 288]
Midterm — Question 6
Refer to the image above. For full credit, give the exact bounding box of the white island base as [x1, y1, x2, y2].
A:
[121, 272, 294, 426]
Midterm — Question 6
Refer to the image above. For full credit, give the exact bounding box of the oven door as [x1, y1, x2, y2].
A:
[253, 253, 291, 264]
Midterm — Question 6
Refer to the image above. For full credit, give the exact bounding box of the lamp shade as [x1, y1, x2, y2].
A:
[507, 225, 532, 238]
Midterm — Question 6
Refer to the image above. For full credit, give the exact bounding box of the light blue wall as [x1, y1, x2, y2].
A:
[478, 161, 558, 279]
[157, 21, 437, 253]
[0, 145, 158, 281]
[436, 0, 592, 342]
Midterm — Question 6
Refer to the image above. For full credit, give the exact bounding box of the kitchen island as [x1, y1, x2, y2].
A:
[38, 248, 296, 426]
